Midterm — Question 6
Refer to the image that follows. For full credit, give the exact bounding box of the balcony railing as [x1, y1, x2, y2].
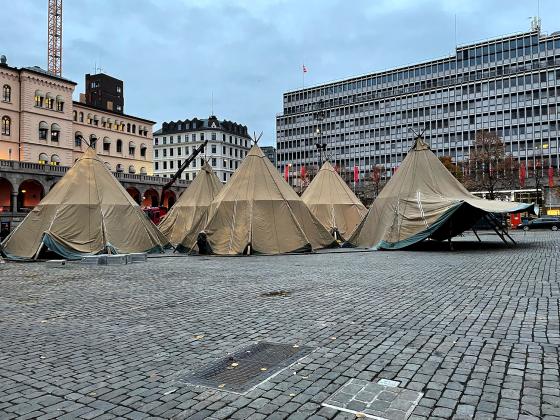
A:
[0, 159, 188, 186]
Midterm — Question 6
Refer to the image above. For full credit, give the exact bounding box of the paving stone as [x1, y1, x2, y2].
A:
[0, 232, 558, 420]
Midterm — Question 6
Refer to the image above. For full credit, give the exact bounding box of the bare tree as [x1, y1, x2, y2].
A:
[464, 130, 516, 199]
[438, 156, 463, 182]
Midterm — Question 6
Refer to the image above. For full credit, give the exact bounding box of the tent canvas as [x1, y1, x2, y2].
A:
[1, 148, 169, 260]
[159, 161, 223, 249]
[302, 160, 367, 241]
[348, 136, 533, 250]
[199, 145, 337, 255]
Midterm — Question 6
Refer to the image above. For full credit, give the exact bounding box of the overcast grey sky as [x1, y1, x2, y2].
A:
[2, 0, 559, 145]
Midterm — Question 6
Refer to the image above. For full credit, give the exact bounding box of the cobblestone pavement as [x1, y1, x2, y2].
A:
[0, 231, 559, 420]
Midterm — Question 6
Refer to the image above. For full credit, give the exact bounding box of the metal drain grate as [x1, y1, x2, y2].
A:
[180, 342, 313, 393]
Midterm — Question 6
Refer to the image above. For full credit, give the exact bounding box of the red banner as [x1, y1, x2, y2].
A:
[519, 163, 526, 188]
[549, 166, 554, 188]
[284, 164, 289, 181]
[301, 165, 306, 179]
[353, 165, 359, 183]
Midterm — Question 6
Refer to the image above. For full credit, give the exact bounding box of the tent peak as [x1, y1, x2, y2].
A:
[412, 136, 430, 151]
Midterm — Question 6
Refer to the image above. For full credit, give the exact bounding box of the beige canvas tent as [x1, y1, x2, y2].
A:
[159, 161, 223, 249]
[348, 136, 533, 249]
[302, 160, 367, 241]
[1, 148, 169, 260]
[196, 145, 337, 255]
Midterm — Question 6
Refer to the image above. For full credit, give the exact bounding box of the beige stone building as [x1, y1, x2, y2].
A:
[0, 59, 154, 175]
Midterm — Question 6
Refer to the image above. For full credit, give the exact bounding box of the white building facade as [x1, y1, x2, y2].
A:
[153, 116, 250, 182]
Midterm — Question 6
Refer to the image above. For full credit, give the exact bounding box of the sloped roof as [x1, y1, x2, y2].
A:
[200, 145, 337, 255]
[348, 137, 533, 249]
[302, 160, 367, 240]
[159, 161, 223, 248]
[1, 148, 169, 259]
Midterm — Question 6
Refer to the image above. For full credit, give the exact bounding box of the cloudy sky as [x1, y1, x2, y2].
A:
[2, 0, 558, 145]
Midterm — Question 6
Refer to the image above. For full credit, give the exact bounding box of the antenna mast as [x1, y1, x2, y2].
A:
[47, 0, 63, 76]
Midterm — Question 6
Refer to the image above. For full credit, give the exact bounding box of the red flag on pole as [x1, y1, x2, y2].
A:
[519, 163, 526, 188]
[549, 166, 554, 187]
[301, 165, 306, 179]
[302, 64, 308, 73]
[284, 164, 289, 181]
[353, 165, 359, 183]
[334, 164, 339, 173]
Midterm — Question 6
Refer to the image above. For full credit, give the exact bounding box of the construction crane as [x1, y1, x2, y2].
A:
[47, 0, 63, 76]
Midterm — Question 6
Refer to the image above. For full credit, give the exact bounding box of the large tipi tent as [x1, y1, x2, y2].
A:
[1, 148, 169, 260]
[159, 161, 223, 249]
[302, 160, 367, 241]
[198, 145, 337, 255]
[348, 136, 533, 250]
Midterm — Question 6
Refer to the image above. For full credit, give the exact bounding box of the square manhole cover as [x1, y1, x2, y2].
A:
[322, 378, 423, 420]
[179, 342, 313, 393]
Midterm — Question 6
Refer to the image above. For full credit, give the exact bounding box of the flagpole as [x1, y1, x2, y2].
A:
[302, 63, 305, 90]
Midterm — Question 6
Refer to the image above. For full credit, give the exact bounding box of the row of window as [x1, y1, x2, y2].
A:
[155, 158, 240, 172]
[285, 36, 560, 104]
[73, 132, 147, 157]
[34, 90, 64, 112]
[154, 145, 246, 159]
[284, 56, 560, 116]
[154, 132, 249, 147]
[73, 111, 148, 136]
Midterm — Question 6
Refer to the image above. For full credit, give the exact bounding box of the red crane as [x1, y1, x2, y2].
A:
[47, 0, 63, 76]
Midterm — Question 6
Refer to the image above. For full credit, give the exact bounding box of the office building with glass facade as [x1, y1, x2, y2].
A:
[276, 28, 560, 186]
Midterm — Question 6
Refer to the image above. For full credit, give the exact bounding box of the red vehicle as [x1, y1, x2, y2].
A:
[143, 207, 166, 225]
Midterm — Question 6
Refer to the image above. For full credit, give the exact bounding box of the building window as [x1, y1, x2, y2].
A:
[211, 145, 217, 154]
[200, 133, 205, 141]
[73, 111, 77, 121]
[223, 172, 226, 182]
[154, 149, 159, 158]
[45, 95, 54, 109]
[132, 124, 136, 134]
[116, 139, 123, 153]
[127, 123, 131, 133]
[79, 112, 83, 122]
[90, 134, 97, 149]
[50, 154, 60, 166]
[212, 132, 216, 141]
[192, 133, 196, 141]
[2, 85, 11, 102]
[103, 138, 110, 152]
[39, 121, 48, 140]
[56, 96, 64, 112]
[128, 165, 136, 174]
[129, 142, 136, 156]
[212, 158, 217, 166]
[116, 164, 124, 173]
[1, 116, 10, 136]
[155, 162, 159, 170]
[50, 124, 60, 142]
[38, 153, 48, 165]
[163, 161, 167, 170]
[170, 161, 174, 170]
[154, 137, 159, 145]
[169, 148, 174, 157]
[140, 144, 147, 158]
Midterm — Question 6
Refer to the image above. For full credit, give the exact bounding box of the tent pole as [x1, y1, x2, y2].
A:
[488, 214, 516, 245]
[485, 215, 508, 245]
[472, 228, 482, 242]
